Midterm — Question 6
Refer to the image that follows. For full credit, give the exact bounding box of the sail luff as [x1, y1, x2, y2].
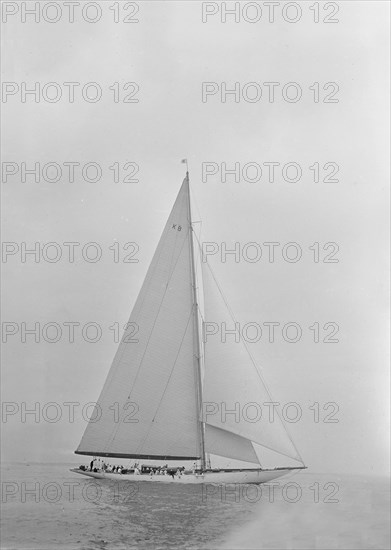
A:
[75, 178, 201, 459]
[187, 172, 206, 470]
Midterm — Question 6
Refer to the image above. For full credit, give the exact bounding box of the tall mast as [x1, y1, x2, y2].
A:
[186, 171, 206, 471]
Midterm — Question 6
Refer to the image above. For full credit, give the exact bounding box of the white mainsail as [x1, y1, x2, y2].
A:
[76, 176, 202, 460]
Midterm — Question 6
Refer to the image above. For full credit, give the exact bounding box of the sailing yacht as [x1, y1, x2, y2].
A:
[71, 171, 306, 484]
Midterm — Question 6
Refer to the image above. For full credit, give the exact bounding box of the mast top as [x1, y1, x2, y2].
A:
[181, 158, 189, 177]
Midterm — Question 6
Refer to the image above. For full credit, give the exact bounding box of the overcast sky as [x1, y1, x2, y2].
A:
[1, 1, 389, 475]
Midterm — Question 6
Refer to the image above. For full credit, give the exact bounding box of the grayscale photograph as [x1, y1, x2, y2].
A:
[1, 1, 390, 549]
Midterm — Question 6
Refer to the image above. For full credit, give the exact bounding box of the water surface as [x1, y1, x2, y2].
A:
[1, 463, 389, 549]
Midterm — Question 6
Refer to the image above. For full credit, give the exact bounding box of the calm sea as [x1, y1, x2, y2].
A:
[1, 463, 389, 550]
